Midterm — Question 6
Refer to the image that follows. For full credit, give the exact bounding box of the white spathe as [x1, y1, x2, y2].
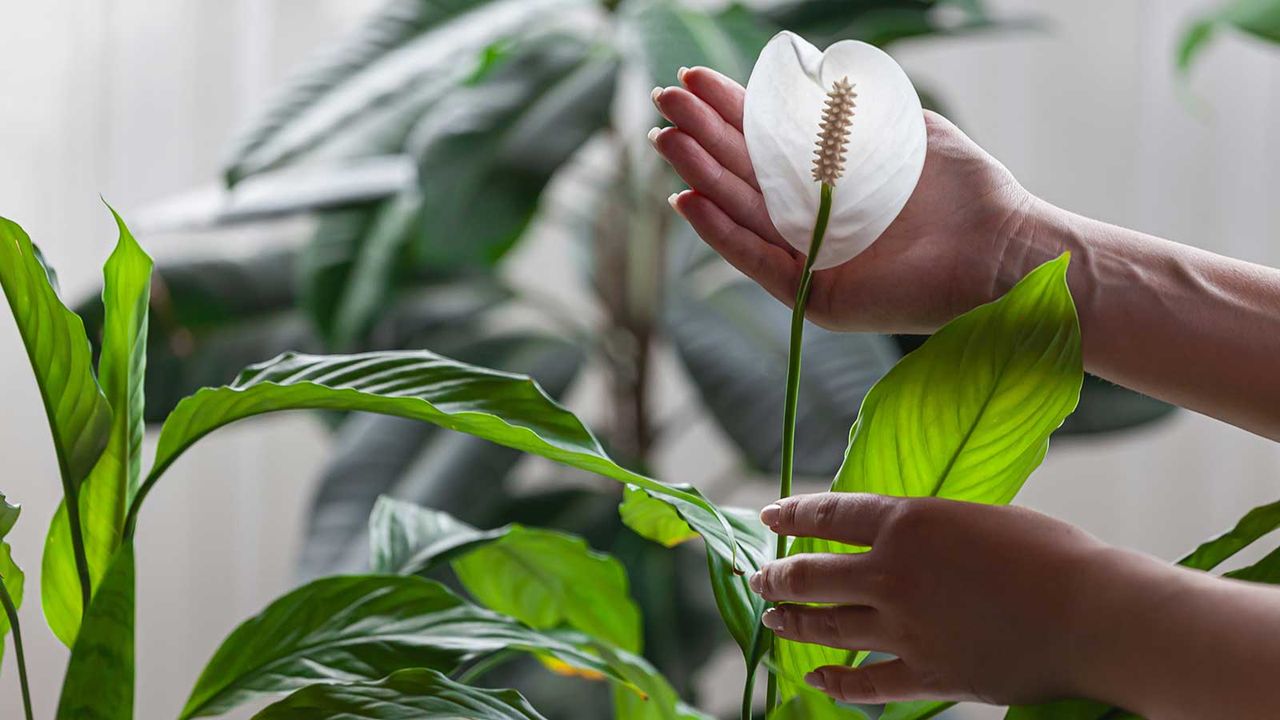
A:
[743, 32, 927, 270]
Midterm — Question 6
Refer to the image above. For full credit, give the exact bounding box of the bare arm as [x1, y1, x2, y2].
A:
[652, 66, 1280, 440]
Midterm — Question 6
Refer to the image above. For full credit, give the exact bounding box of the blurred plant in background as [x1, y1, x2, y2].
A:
[87, 0, 1176, 714]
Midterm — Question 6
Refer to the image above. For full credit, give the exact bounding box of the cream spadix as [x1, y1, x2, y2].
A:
[744, 31, 926, 270]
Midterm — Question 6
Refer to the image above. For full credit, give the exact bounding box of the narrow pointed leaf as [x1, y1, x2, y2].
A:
[369, 497, 504, 574]
[55, 543, 135, 720]
[44, 207, 152, 646]
[1178, 0, 1280, 74]
[252, 668, 548, 720]
[1177, 498, 1280, 571]
[777, 255, 1083, 699]
[0, 218, 112, 496]
[129, 350, 742, 571]
[180, 575, 647, 718]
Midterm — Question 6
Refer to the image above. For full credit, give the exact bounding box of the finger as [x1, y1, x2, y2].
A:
[670, 191, 801, 304]
[652, 128, 785, 250]
[760, 493, 899, 546]
[807, 660, 931, 704]
[748, 553, 881, 604]
[680, 66, 745, 131]
[652, 86, 757, 190]
[763, 604, 890, 653]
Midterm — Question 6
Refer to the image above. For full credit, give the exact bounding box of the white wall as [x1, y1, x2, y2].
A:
[0, 1, 1278, 718]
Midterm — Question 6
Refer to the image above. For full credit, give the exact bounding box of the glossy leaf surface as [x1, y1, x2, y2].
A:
[252, 668, 547, 720]
[778, 256, 1083, 700]
[55, 543, 135, 720]
[0, 493, 23, 671]
[44, 208, 152, 646]
[181, 575, 652, 718]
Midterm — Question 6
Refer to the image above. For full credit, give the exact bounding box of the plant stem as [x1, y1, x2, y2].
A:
[0, 574, 35, 720]
[740, 664, 757, 720]
[63, 485, 93, 617]
[764, 182, 834, 713]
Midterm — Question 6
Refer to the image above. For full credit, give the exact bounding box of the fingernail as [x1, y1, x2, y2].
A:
[651, 86, 663, 107]
[760, 503, 781, 527]
[647, 126, 661, 147]
[667, 192, 682, 212]
[804, 671, 826, 691]
[748, 571, 764, 593]
[677, 66, 689, 83]
[761, 607, 784, 631]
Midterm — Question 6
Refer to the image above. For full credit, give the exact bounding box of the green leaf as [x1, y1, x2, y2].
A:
[252, 668, 548, 720]
[1003, 699, 1114, 720]
[55, 543, 135, 720]
[0, 217, 112, 501]
[408, 34, 616, 270]
[128, 350, 743, 572]
[1178, 0, 1280, 74]
[619, 486, 699, 548]
[760, 0, 1025, 48]
[881, 700, 954, 720]
[769, 691, 870, 720]
[369, 497, 504, 574]
[621, 0, 772, 84]
[455, 525, 643, 653]
[223, 0, 588, 184]
[0, 494, 25, 672]
[180, 575, 648, 718]
[44, 207, 152, 647]
[669, 280, 898, 477]
[1225, 546, 1280, 583]
[1178, 498, 1280, 571]
[777, 255, 1083, 699]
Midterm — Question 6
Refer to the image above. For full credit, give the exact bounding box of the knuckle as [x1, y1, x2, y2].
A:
[780, 560, 809, 597]
[778, 498, 800, 530]
[883, 498, 932, 540]
[811, 494, 843, 531]
[835, 670, 881, 703]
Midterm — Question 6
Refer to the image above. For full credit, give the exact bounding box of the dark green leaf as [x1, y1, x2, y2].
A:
[1178, 498, 1280, 571]
[0, 217, 112, 498]
[778, 255, 1083, 699]
[0, 493, 24, 671]
[669, 280, 898, 477]
[369, 496, 506, 574]
[180, 575, 647, 718]
[55, 543, 135, 720]
[1225, 546, 1280, 583]
[44, 207, 152, 647]
[760, 0, 1024, 48]
[224, 0, 588, 183]
[409, 35, 617, 269]
[621, 0, 772, 83]
[129, 350, 743, 577]
[1003, 699, 1115, 720]
[252, 668, 548, 720]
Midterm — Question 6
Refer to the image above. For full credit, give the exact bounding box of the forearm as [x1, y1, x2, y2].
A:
[997, 198, 1280, 440]
[1077, 549, 1280, 719]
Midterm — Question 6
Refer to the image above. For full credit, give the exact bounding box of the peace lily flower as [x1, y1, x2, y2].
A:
[744, 31, 927, 270]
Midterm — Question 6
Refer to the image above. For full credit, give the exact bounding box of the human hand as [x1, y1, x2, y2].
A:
[749, 492, 1130, 707]
[651, 67, 1034, 334]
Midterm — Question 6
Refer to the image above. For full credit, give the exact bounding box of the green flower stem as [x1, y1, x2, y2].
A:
[0, 574, 35, 720]
[63, 484, 93, 617]
[763, 182, 833, 715]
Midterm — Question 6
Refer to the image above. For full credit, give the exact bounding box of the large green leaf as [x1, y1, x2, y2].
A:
[776, 255, 1083, 699]
[127, 350, 743, 568]
[621, 0, 773, 84]
[759, 0, 1022, 48]
[0, 217, 112, 508]
[55, 543, 135, 720]
[1178, 0, 1280, 74]
[408, 34, 617, 270]
[44, 208, 152, 647]
[669, 280, 898, 477]
[223, 0, 589, 184]
[0, 493, 24, 672]
[371, 497, 642, 651]
[180, 575, 650, 718]
[769, 691, 870, 720]
[252, 668, 548, 720]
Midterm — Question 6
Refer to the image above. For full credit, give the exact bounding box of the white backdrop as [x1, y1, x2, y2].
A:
[1, 1, 1279, 718]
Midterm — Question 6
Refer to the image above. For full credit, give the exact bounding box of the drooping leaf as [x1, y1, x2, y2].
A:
[252, 668, 548, 720]
[301, 334, 582, 577]
[55, 543, 135, 720]
[777, 255, 1083, 699]
[1178, 498, 1280, 571]
[455, 525, 643, 653]
[619, 486, 698, 548]
[369, 497, 504, 574]
[223, 0, 590, 184]
[180, 575, 648, 719]
[0, 217, 112, 501]
[128, 350, 743, 571]
[669, 280, 898, 477]
[408, 34, 617, 269]
[1178, 0, 1280, 74]
[44, 207, 152, 647]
